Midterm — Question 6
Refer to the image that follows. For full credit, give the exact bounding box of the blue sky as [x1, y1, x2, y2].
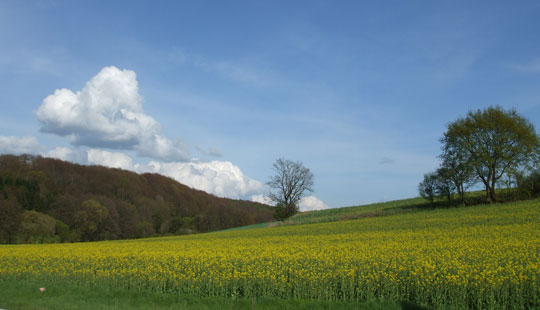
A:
[1, 1, 540, 209]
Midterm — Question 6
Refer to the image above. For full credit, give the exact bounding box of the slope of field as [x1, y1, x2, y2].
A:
[278, 197, 428, 226]
[1, 199, 539, 309]
[224, 197, 429, 231]
[277, 191, 496, 227]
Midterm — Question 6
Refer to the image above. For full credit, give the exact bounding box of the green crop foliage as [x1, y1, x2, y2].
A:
[1, 199, 539, 309]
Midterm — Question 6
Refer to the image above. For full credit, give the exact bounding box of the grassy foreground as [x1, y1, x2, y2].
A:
[0, 279, 399, 310]
[1, 199, 539, 309]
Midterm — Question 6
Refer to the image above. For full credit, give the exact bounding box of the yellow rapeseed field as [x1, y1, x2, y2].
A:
[1, 199, 539, 309]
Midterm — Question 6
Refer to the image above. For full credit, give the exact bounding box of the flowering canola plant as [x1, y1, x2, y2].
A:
[1, 199, 539, 309]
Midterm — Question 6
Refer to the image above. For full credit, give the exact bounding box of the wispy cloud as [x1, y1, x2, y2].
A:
[196, 145, 223, 157]
[192, 56, 270, 87]
[0, 48, 67, 76]
[510, 58, 540, 73]
[379, 157, 395, 165]
[160, 47, 271, 88]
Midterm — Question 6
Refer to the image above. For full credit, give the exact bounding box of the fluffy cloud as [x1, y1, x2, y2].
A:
[0, 136, 41, 155]
[250, 194, 273, 205]
[251, 194, 330, 211]
[298, 196, 329, 211]
[45, 147, 134, 170]
[33, 66, 268, 201]
[43, 147, 263, 202]
[46, 146, 88, 163]
[36, 66, 189, 161]
[87, 149, 134, 170]
[141, 160, 263, 199]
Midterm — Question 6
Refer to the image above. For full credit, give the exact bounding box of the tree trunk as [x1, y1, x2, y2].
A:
[489, 186, 497, 203]
[458, 185, 466, 206]
[489, 172, 497, 203]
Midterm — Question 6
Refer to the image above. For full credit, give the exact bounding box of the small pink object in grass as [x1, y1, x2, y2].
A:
[40, 287, 45, 292]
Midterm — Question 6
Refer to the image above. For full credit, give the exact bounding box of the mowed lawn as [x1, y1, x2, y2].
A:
[1, 198, 539, 309]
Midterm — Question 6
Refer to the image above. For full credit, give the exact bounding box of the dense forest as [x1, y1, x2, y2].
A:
[0, 154, 274, 244]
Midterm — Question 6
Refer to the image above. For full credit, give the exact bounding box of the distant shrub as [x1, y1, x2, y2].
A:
[516, 171, 540, 199]
[273, 203, 296, 221]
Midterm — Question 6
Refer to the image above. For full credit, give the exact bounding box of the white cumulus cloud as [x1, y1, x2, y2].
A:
[45, 147, 134, 170]
[33, 66, 269, 201]
[36, 66, 189, 161]
[298, 196, 329, 211]
[0, 136, 41, 155]
[251, 194, 330, 211]
[46, 146, 88, 163]
[43, 144, 264, 201]
[250, 194, 273, 205]
[141, 160, 263, 199]
[87, 149, 134, 170]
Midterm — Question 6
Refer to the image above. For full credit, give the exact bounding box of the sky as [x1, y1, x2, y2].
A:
[1, 1, 540, 210]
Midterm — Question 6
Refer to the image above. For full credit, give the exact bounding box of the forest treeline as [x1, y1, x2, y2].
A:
[0, 154, 274, 244]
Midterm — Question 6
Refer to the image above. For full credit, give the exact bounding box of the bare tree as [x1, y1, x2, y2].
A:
[267, 158, 314, 220]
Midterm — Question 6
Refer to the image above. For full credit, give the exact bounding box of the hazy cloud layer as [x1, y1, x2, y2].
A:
[196, 145, 223, 157]
[36, 66, 189, 161]
[512, 58, 540, 73]
[0, 136, 41, 155]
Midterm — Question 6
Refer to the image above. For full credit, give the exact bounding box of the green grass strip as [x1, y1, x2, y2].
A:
[0, 279, 400, 310]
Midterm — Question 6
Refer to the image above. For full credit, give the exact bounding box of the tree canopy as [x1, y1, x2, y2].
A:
[441, 106, 539, 203]
[0, 154, 274, 244]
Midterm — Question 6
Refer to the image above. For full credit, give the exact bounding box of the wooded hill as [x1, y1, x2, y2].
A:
[0, 154, 274, 243]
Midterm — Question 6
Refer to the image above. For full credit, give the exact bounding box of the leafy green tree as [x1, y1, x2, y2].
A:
[442, 106, 540, 203]
[136, 221, 154, 238]
[418, 172, 437, 203]
[434, 167, 455, 202]
[74, 199, 109, 241]
[272, 203, 293, 221]
[16, 177, 42, 211]
[267, 158, 314, 220]
[438, 147, 476, 205]
[0, 197, 21, 243]
[19, 210, 56, 243]
[516, 170, 540, 199]
[55, 219, 78, 243]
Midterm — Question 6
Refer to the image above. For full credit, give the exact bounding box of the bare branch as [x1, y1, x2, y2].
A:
[266, 158, 314, 219]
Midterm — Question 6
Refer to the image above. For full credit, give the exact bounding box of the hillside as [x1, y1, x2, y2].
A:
[2, 198, 538, 309]
[0, 154, 274, 243]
